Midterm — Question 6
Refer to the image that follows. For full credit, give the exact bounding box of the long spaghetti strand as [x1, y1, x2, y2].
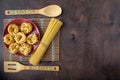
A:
[29, 18, 63, 65]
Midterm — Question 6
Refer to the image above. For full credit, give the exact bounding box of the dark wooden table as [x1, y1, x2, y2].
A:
[1, 0, 120, 80]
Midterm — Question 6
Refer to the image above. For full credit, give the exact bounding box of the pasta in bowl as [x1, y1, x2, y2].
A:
[3, 18, 40, 56]
[15, 32, 26, 44]
[27, 34, 38, 45]
[20, 22, 33, 34]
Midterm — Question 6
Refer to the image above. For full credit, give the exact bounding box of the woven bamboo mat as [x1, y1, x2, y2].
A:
[3, 18, 60, 63]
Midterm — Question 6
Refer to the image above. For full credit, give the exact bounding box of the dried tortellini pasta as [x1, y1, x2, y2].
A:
[8, 24, 19, 35]
[9, 43, 19, 54]
[19, 43, 32, 56]
[3, 34, 14, 45]
[27, 34, 38, 45]
[15, 32, 26, 44]
[20, 23, 32, 34]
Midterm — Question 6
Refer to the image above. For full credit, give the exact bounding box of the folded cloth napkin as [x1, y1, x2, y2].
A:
[3, 18, 60, 62]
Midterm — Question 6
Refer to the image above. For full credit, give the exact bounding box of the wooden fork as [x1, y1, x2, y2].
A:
[4, 61, 59, 73]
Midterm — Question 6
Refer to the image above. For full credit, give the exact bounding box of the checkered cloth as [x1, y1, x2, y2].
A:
[3, 18, 60, 63]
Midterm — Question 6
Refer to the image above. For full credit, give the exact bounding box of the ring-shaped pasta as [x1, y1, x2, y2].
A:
[27, 34, 38, 45]
[3, 34, 14, 45]
[20, 23, 32, 34]
[8, 24, 19, 35]
[9, 43, 19, 54]
[19, 43, 32, 56]
[15, 32, 26, 44]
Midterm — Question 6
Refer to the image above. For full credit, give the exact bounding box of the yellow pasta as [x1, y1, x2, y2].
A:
[29, 18, 63, 65]
[20, 22, 32, 34]
[9, 43, 19, 54]
[19, 43, 32, 56]
[27, 34, 38, 45]
[3, 34, 14, 45]
[4, 22, 37, 55]
[8, 24, 19, 35]
[15, 32, 26, 44]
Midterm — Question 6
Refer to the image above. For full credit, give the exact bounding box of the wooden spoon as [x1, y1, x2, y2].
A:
[5, 5, 62, 17]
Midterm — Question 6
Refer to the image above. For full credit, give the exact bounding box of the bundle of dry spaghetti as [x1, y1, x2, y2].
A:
[29, 18, 63, 65]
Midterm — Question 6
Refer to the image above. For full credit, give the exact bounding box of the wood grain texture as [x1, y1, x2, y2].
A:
[1, 0, 120, 80]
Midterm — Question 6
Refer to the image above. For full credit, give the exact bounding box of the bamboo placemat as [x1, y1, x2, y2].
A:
[3, 18, 60, 62]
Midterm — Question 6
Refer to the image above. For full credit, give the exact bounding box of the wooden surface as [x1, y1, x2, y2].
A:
[1, 0, 120, 80]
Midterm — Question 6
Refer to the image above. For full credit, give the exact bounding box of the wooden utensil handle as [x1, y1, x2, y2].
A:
[25, 66, 59, 71]
[5, 10, 39, 15]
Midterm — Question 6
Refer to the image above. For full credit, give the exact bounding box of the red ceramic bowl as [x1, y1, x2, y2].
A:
[3, 18, 40, 56]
